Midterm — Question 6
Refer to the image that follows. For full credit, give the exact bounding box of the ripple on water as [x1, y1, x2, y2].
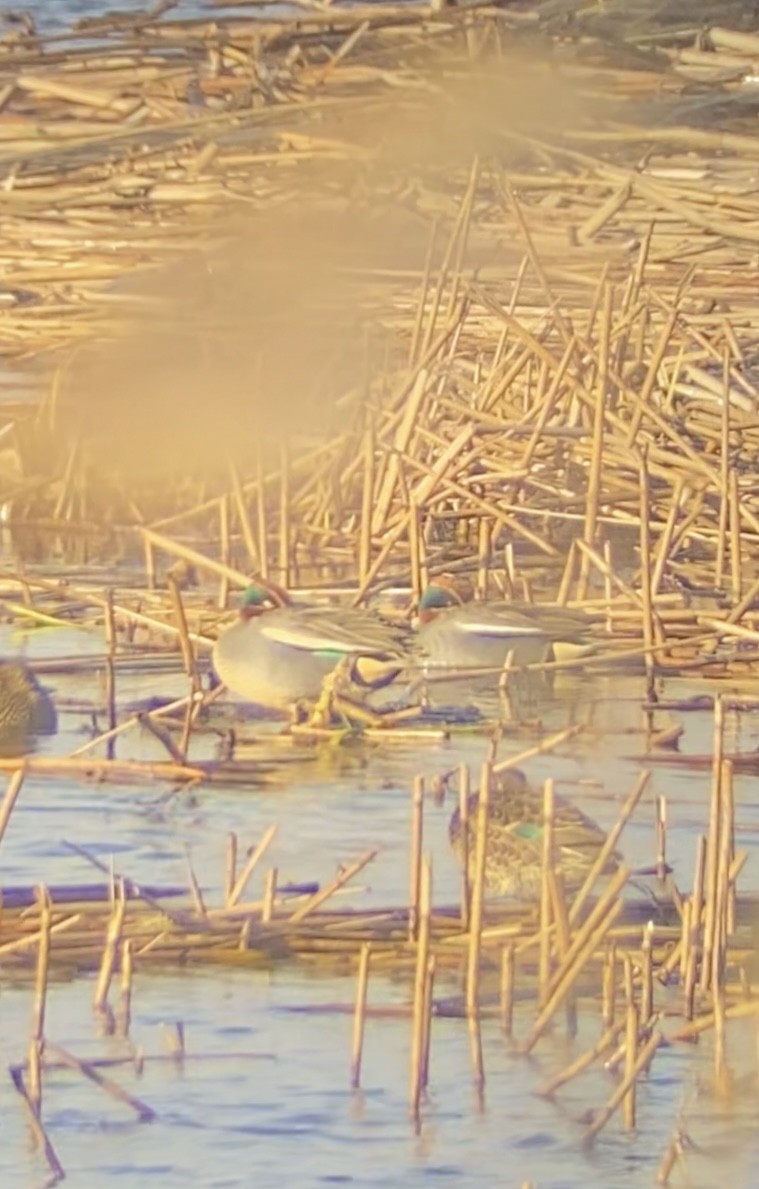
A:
[0, 622, 758, 1187]
[10, 0, 211, 34]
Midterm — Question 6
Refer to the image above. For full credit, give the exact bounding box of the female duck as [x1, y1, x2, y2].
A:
[212, 580, 408, 713]
[0, 660, 56, 740]
[449, 768, 619, 899]
[415, 577, 594, 670]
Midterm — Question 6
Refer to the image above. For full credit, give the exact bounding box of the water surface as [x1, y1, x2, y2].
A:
[1, 617, 758, 1186]
[10, 0, 273, 34]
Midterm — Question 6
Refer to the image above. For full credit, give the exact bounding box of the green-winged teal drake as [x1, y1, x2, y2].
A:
[212, 580, 409, 713]
[415, 576, 594, 669]
[449, 768, 619, 899]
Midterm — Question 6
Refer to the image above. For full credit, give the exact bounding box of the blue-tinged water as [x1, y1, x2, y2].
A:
[10, 1, 220, 33]
[1, 2, 759, 1181]
[0, 612, 758, 1186]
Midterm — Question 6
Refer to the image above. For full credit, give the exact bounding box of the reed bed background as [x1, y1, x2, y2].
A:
[2, 3, 759, 654]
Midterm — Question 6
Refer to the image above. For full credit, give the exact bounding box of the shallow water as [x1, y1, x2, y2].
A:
[2, 615, 759, 1186]
[13, 0, 273, 34]
[1, 967, 758, 1189]
[5, 1, 759, 1182]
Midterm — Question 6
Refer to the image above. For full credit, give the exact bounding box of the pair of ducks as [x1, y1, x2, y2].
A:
[212, 579, 609, 900]
[212, 575, 593, 714]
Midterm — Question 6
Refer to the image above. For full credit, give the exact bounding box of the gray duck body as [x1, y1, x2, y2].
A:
[415, 599, 594, 670]
[213, 603, 408, 711]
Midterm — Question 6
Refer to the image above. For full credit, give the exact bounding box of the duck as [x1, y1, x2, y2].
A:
[0, 660, 57, 739]
[449, 768, 619, 899]
[212, 579, 410, 715]
[414, 576, 595, 670]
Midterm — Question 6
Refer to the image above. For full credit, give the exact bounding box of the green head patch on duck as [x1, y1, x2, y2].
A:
[240, 579, 291, 615]
[419, 586, 456, 612]
[241, 583, 274, 608]
[418, 577, 471, 623]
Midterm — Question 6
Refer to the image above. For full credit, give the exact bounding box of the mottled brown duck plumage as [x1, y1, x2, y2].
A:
[0, 661, 56, 737]
[449, 768, 619, 900]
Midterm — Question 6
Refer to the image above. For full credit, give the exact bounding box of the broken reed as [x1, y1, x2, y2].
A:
[9, 870, 155, 1186]
[12, 967, 276, 1189]
[4, 4, 759, 1178]
[106, 261, 759, 643]
[10, 264, 759, 685]
[0, 717, 754, 1163]
[399, 708, 751, 1127]
[12, 408, 759, 693]
[0, 707, 746, 993]
[348, 719, 750, 1139]
[3, 3, 759, 658]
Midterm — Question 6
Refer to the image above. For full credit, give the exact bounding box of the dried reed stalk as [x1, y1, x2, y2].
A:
[701, 696, 725, 991]
[602, 943, 617, 1026]
[409, 855, 431, 1119]
[225, 832, 238, 906]
[350, 942, 371, 1089]
[118, 938, 133, 1037]
[227, 825, 277, 909]
[458, 763, 471, 929]
[622, 956, 638, 1130]
[28, 889, 51, 1113]
[538, 777, 555, 1007]
[419, 953, 435, 1092]
[0, 766, 26, 850]
[408, 774, 424, 942]
[93, 885, 126, 1014]
[9, 1064, 65, 1183]
[43, 1042, 156, 1122]
[569, 770, 649, 924]
[523, 867, 629, 1055]
[465, 761, 492, 1088]
[582, 1029, 663, 1146]
[539, 1019, 624, 1097]
[288, 850, 377, 924]
[500, 943, 515, 1037]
